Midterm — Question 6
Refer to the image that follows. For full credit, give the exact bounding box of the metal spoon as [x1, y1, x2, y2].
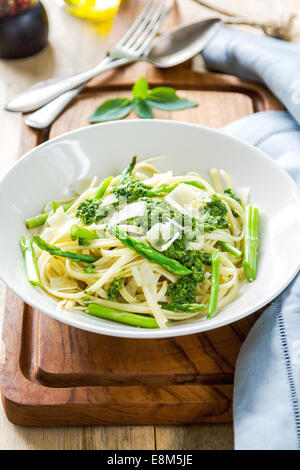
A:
[146, 17, 221, 68]
[22, 18, 221, 129]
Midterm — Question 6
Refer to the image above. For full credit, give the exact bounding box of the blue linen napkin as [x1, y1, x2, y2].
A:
[202, 26, 300, 126]
[221, 111, 300, 450]
[201, 25, 300, 450]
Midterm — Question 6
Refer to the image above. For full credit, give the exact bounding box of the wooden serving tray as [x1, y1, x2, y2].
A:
[0, 0, 282, 426]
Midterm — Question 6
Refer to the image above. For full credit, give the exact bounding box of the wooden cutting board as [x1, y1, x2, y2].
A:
[0, 0, 282, 426]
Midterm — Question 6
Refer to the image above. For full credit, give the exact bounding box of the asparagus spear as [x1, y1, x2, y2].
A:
[93, 175, 113, 200]
[52, 201, 59, 213]
[162, 303, 206, 313]
[219, 241, 242, 258]
[25, 200, 75, 229]
[207, 249, 220, 318]
[87, 303, 159, 328]
[181, 181, 205, 190]
[149, 180, 206, 197]
[33, 235, 99, 263]
[70, 225, 99, 241]
[243, 205, 259, 282]
[120, 155, 137, 181]
[110, 226, 191, 276]
[25, 175, 113, 229]
[25, 213, 49, 229]
[20, 236, 41, 286]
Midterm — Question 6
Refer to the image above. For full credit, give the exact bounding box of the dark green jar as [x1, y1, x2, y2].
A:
[0, 1, 49, 59]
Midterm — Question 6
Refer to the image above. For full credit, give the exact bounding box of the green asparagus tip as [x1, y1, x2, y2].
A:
[87, 303, 159, 329]
[110, 225, 192, 276]
[33, 235, 99, 264]
[162, 303, 207, 313]
[20, 235, 41, 287]
[52, 201, 59, 213]
[70, 224, 99, 241]
[243, 205, 259, 282]
[219, 241, 242, 258]
[24, 200, 75, 229]
[207, 249, 220, 319]
[93, 175, 114, 200]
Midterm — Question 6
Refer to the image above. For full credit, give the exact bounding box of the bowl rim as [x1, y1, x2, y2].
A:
[1, 119, 299, 338]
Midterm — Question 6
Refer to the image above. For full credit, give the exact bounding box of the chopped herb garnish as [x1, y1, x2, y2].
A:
[167, 276, 198, 304]
[78, 238, 90, 246]
[84, 265, 97, 274]
[107, 277, 124, 300]
[224, 188, 242, 204]
[112, 176, 152, 203]
[202, 195, 230, 231]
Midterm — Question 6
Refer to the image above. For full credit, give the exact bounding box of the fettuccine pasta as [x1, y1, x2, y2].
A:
[21, 155, 259, 329]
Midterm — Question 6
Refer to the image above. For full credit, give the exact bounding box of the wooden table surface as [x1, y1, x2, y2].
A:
[0, 0, 299, 451]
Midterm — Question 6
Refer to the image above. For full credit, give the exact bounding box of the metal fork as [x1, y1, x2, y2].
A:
[5, 0, 172, 120]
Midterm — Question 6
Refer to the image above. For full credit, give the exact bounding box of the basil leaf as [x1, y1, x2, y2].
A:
[147, 97, 198, 111]
[132, 77, 149, 100]
[148, 86, 178, 102]
[88, 98, 132, 123]
[133, 99, 153, 119]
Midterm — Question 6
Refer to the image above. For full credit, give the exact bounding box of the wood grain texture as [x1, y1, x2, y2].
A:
[0, 0, 291, 450]
[155, 424, 234, 450]
[2, 273, 251, 426]
[32, 309, 259, 388]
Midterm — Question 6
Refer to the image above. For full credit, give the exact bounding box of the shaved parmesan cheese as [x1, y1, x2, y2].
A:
[167, 183, 196, 206]
[165, 194, 190, 217]
[235, 187, 250, 206]
[195, 191, 210, 202]
[165, 183, 202, 217]
[109, 201, 146, 226]
[40, 227, 55, 242]
[168, 218, 184, 230]
[157, 232, 179, 252]
[146, 221, 180, 252]
[47, 207, 71, 230]
[101, 193, 118, 206]
[144, 170, 173, 186]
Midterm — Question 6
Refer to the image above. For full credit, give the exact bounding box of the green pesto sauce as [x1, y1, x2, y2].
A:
[224, 188, 242, 204]
[107, 277, 124, 300]
[167, 276, 198, 304]
[112, 176, 152, 203]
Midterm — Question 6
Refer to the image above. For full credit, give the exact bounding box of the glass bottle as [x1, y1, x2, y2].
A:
[0, 1, 49, 59]
[58, 0, 121, 22]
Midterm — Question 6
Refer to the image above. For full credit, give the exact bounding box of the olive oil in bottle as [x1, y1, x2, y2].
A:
[59, 0, 121, 22]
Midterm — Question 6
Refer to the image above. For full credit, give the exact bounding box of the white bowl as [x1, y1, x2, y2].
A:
[0, 120, 299, 338]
